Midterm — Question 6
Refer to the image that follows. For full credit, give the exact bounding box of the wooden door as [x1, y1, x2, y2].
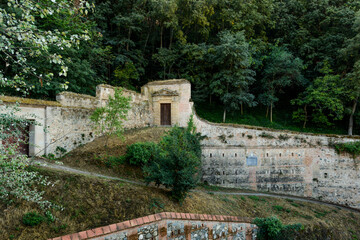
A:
[160, 103, 171, 126]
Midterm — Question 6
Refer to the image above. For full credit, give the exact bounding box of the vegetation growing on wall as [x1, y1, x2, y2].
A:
[333, 142, 360, 159]
[90, 87, 131, 147]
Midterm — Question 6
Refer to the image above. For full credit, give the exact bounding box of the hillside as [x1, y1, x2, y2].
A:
[58, 127, 169, 179]
[1, 166, 360, 240]
[1, 128, 359, 239]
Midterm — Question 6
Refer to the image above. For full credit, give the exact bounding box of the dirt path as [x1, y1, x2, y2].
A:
[32, 159, 360, 213]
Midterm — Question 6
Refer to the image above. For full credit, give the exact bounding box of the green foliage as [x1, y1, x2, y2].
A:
[114, 62, 140, 90]
[0, 104, 57, 209]
[253, 216, 303, 240]
[126, 142, 159, 166]
[209, 30, 256, 122]
[90, 87, 131, 147]
[333, 142, 360, 159]
[143, 116, 203, 201]
[104, 155, 126, 168]
[292, 63, 346, 127]
[0, 0, 94, 95]
[248, 196, 266, 202]
[272, 205, 291, 213]
[22, 212, 45, 227]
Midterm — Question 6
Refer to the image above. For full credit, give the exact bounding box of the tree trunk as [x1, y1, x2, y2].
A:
[160, 25, 163, 48]
[303, 104, 308, 129]
[241, 103, 243, 115]
[270, 102, 273, 123]
[223, 109, 226, 123]
[266, 106, 269, 118]
[126, 28, 131, 51]
[144, 27, 151, 51]
[348, 98, 358, 136]
[169, 29, 174, 50]
[209, 95, 212, 105]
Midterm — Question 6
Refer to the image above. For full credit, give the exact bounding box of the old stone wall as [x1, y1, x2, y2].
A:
[0, 84, 153, 157]
[50, 212, 256, 240]
[193, 112, 360, 209]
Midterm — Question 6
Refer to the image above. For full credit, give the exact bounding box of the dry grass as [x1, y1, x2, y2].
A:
[1, 167, 360, 240]
[58, 127, 169, 179]
[3, 127, 359, 239]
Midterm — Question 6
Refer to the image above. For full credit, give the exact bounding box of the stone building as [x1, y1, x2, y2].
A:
[1, 79, 360, 209]
[0, 79, 193, 157]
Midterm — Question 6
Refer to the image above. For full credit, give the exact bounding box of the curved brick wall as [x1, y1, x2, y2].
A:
[50, 212, 256, 240]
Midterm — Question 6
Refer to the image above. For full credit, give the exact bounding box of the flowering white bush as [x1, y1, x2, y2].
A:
[0, 103, 59, 210]
[0, 0, 94, 93]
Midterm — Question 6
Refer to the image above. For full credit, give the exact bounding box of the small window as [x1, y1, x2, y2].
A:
[210, 153, 212, 158]
[266, 153, 269, 157]
[279, 153, 282, 157]
[292, 153, 294, 156]
[222, 153, 225, 157]
[235, 153, 237, 157]
[223, 171, 225, 175]
[324, 173, 328, 179]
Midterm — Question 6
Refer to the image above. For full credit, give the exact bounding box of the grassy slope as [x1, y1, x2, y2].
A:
[1, 168, 360, 240]
[195, 103, 348, 135]
[58, 127, 169, 180]
[2, 128, 360, 239]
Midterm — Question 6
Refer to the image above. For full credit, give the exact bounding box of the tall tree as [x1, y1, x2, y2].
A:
[341, 10, 360, 135]
[209, 31, 256, 122]
[292, 63, 345, 128]
[259, 46, 304, 122]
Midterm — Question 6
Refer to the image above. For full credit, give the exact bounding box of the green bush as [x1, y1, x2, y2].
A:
[22, 211, 45, 226]
[126, 142, 159, 165]
[253, 216, 303, 240]
[104, 155, 126, 168]
[143, 116, 203, 201]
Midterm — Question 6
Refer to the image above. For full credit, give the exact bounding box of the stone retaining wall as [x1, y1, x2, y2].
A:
[50, 212, 256, 240]
[192, 111, 360, 209]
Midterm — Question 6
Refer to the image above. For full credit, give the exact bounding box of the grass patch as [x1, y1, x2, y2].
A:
[272, 205, 291, 213]
[248, 195, 267, 202]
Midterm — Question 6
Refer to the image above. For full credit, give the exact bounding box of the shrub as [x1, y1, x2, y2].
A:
[253, 216, 303, 240]
[333, 141, 360, 159]
[259, 132, 276, 139]
[143, 116, 203, 201]
[104, 155, 126, 168]
[126, 142, 159, 165]
[22, 211, 45, 226]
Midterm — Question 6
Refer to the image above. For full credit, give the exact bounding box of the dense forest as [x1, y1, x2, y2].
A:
[1, 0, 360, 135]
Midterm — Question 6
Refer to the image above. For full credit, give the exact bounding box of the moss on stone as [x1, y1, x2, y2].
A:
[0, 96, 61, 107]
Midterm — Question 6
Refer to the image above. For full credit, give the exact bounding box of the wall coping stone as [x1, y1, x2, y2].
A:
[0, 95, 61, 107]
[49, 212, 253, 240]
[144, 79, 190, 86]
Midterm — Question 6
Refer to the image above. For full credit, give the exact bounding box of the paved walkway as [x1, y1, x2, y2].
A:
[32, 159, 359, 213]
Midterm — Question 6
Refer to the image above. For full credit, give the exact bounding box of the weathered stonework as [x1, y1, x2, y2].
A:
[50, 212, 255, 240]
[0, 80, 192, 157]
[2, 79, 360, 209]
[193, 112, 360, 209]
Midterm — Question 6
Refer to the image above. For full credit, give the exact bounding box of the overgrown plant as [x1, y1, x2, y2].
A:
[0, 103, 57, 209]
[333, 141, 360, 159]
[253, 216, 303, 240]
[143, 115, 203, 201]
[90, 87, 131, 148]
